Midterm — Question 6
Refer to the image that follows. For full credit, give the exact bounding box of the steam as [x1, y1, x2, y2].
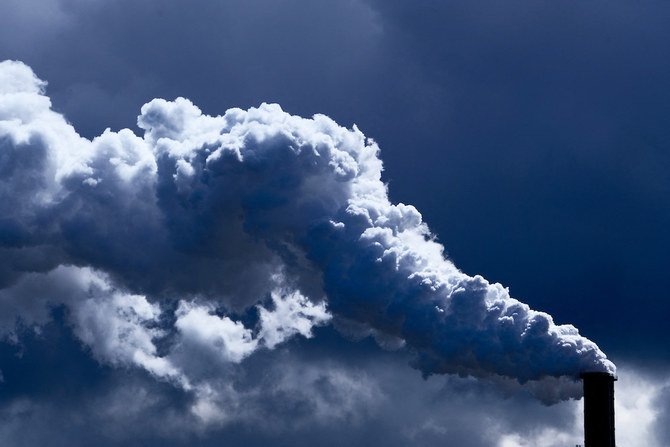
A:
[0, 60, 614, 409]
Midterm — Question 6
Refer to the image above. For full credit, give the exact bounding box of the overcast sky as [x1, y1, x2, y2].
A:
[0, 1, 669, 446]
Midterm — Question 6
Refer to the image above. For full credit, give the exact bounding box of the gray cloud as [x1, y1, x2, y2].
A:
[2, 339, 658, 447]
[0, 341, 585, 447]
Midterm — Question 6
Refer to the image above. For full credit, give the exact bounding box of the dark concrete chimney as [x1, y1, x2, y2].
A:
[580, 372, 616, 447]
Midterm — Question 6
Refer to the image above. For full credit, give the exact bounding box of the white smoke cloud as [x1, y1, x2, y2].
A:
[70, 278, 183, 383]
[174, 301, 259, 364]
[0, 265, 184, 383]
[258, 288, 330, 349]
[0, 59, 614, 411]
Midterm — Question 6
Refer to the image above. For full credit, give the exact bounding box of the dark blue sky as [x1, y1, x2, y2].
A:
[0, 0, 669, 446]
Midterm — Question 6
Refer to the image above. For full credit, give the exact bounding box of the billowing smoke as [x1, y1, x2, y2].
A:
[0, 60, 614, 414]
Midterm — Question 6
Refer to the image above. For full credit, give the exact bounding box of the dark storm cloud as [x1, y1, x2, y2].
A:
[0, 0, 666, 359]
[0, 0, 668, 446]
[3, 0, 666, 354]
[0, 0, 383, 138]
[360, 0, 670, 359]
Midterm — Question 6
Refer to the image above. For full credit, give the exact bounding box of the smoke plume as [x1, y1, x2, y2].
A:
[0, 60, 614, 411]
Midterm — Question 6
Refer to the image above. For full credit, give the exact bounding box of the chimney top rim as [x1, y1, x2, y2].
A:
[579, 371, 618, 381]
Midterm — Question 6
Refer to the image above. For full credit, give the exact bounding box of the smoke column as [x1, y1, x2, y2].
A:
[0, 60, 614, 406]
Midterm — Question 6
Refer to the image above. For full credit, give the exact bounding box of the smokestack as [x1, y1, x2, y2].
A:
[580, 372, 616, 447]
